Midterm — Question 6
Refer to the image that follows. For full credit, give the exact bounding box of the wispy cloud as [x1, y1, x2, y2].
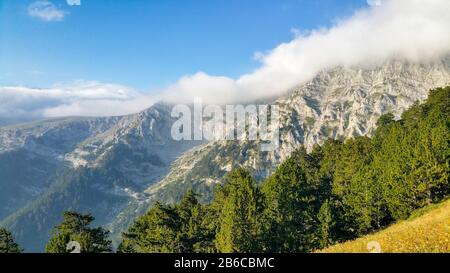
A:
[67, 0, 81, 6]
[0, 81, 157, 121]
[28, 0, 67, 22]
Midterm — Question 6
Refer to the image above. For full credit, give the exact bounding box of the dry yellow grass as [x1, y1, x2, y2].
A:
[319, 199, 450, 253]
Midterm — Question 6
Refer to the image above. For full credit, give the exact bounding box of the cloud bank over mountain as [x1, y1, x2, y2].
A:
[2, 0, 450, 122]
[0, 81, 156, 123]
[162, 0, 450, 104]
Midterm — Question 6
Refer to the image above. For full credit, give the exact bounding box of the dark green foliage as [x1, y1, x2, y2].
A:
[317, 200, 333, 248]
[372, 87, 450, 220]
[214, 168, 264, 253]
[331, 137, 383, 236]
[119, 191, 215, 253]
[45, 211, 112, 253]
[261, 148, 324, 252]
[120, 86, 449, 253]
[0, 227, 22, 253]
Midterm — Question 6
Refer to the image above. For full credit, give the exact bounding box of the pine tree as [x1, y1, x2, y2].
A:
[45, 211, 112, 253]
[261, 148, 323, 252]
[0, 227, 22, 253]
[331, 137, 383, 236]
[119, 202, 180, 253]
[120, 192, 216, 253]
[317, 200, 333, 248]
[215, 168, 263, 253]
[176, 190, 215, 252]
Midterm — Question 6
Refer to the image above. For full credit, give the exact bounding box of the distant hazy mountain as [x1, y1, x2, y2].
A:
[1, 59, 450, 251]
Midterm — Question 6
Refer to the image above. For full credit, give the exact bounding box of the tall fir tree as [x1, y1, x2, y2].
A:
[317, 200, 333, 248]
[119, 192, 215, 253]
[261, 148, 323, 252]
[46, 211, 112, 253]
[215, 168, 263, 253]
[0, 227, 22, 253]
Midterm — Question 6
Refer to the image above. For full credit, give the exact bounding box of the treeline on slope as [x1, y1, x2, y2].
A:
[0, 86, 448, 253]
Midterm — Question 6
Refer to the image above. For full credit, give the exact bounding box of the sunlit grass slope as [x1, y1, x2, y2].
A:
[320, 199, 450, 253]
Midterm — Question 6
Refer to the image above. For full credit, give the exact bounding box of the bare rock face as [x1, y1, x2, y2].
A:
[283, 59, 450, 151]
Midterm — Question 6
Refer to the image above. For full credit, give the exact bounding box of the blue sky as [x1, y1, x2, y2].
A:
[0, 0, 369, 92]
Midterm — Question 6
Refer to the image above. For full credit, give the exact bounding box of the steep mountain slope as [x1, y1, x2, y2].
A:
[0, 104, 200, 251]
[109, 59, 450, 239]
[320, 198, 450, 253]
[0, 116, 122, 219]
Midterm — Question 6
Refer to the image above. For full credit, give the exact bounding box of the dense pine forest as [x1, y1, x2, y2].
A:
[1, 86, 449, 253]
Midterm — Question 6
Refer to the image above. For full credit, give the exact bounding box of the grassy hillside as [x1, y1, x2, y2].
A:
[320, 199, 450, 253]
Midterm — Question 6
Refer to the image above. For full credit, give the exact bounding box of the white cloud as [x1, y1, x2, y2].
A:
[162, 73, 240, 105]
[28, 0, 67, 22]
[67, 0, 81, 6]
[161, 0, 450, 104]
[0, 81, 157, 121]
[367, 0, 382, 7]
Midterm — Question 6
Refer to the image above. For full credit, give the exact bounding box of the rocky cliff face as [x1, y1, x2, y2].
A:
[286, 59, 450, 150]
